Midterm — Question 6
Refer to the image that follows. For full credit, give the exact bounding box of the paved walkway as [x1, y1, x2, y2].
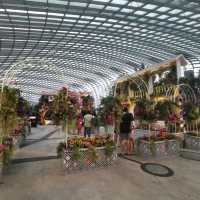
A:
[0, 126, 200, 200]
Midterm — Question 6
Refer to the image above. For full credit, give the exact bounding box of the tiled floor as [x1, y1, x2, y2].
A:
[0, 126, 200, 200]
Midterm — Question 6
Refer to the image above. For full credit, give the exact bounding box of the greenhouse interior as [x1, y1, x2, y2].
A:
[0, 0, 200, 200]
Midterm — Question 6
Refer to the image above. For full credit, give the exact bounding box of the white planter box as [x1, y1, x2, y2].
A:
[138, 139, 180, 157]
[185, 134, 200, 150]
[63, 146, 118, 173]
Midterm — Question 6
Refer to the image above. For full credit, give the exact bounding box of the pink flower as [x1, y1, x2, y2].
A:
[0, 144, 6, 152]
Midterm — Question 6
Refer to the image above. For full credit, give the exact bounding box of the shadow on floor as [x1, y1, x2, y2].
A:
[12, 156, 58, 164]
[21, 129, 59, 147]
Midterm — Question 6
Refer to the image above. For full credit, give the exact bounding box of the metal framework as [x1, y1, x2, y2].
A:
[0, 0, 200, 103]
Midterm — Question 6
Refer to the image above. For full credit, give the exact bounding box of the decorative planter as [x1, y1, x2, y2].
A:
[138, 139, 180, 157]
[63, 146, 118, 173]
[185, 133, 200, 150]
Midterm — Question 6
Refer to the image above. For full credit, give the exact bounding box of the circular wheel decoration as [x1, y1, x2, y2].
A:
[141, 163, 174, 177]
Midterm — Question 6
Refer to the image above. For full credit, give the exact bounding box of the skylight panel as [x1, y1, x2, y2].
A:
[135, 10, 146, 15]
[112, 0, 128, 5]
[190, 14, 200, 19]
[48, 0, 68, 5]
[70, 2, 87, 7]
[158, 15, 169, 19]
[180, 11, 193, 16]
[168, 17, 179, 21]
[169, 9, 182, 14]
[128, 1, 143, 7]
[105, 6, 120, 11]
[121, 8, 133, 13]
[89, 4, 105, 9]
[143, 4, 158, 10]
[7, 9, 27, 14]
[146, 13, 158, 17]
[157, 7, 170, 12]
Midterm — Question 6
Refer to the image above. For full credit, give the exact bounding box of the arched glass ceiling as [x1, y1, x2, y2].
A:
[0, 0, 200, 104]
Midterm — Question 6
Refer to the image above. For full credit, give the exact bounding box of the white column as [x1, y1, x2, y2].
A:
[176, 59, 183, 82]
[148, 76, 153, 95]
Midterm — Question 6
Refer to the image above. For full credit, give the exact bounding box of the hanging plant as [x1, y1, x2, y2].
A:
[134, 98, 156, 122]
[154, 100, 180, 121]
[183, 103, 200, 122]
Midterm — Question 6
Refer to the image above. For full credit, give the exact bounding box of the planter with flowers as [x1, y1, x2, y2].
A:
[136, 134, 181, 157]
[58, 135, 117, 173]
[134, 99, 182, 157]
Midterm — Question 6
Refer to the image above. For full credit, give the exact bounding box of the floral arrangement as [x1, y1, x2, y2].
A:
[67, 135, 114, 149]
[138, 134, 177, 142]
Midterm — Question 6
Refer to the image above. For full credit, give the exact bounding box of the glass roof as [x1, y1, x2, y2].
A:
[0, 0, 200, 104]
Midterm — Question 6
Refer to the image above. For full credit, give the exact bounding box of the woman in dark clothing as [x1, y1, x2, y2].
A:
[120, 107, 134, 154]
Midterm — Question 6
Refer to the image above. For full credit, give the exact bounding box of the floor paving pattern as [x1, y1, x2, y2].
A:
[0, 126, 200, 200]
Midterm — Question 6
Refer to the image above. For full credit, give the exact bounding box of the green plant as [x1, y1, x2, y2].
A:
[56, 142, 66, 158]
[149, 140, 156, 156]
[104, 142, 115, 158]
[155, 100, 179, 121]
[51, 88, 69, 126]
[0, 86, 18, 144]
[2, 147, 12, 166]
[86, 146, 98, 162]
[71, 146, 81, 161]
[134, 98, 156, 122]
[183, 103, 200, 122]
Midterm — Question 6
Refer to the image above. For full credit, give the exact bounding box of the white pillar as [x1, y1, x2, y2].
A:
[176, 59, 183, 82]
[148, 76, 154, 95]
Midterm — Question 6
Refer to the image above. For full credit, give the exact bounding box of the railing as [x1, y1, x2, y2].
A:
[185, 122, 200, 133]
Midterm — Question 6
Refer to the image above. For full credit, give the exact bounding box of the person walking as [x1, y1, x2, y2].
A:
[83, 112, 93, 137]
[119, 107, 134, 155]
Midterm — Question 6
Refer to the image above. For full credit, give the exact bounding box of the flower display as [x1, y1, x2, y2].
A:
[0, 144, 6, 153]
[67, 135, 114, 149]
[139, 134, 177, 142]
